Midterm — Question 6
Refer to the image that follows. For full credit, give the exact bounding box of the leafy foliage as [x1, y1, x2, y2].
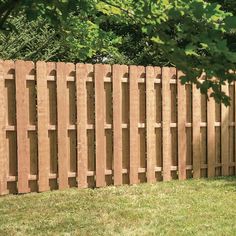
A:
[1, 0, 236, 104]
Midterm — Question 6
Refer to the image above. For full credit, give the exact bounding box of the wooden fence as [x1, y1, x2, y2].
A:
[0, 60, 235, 195]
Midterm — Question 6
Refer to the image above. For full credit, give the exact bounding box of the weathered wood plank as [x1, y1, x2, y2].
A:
[37, 61, 50, 192]
[221, 84, 229, 176]
[177, 70, 186, 180]
[129, 65, 139, 184]
[15, 60, 32, 193]
[113, 65, 127, 185]
[146, 66, 156, 183]
[192, 84, 201, 178]
[95, 64, 108, 187]
[162, 67, 173, 181]
[56, 62, 69, 189]
[77, 64, 92, 188]
[207, 90, 215, 177]
[0, 60, 8, 195]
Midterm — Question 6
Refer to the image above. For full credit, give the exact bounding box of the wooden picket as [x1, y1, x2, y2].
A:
[0, 60, 235, 196]
[37, 61, 50, 192]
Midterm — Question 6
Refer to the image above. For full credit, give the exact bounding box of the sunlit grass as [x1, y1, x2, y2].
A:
[0, 177, 236, 236]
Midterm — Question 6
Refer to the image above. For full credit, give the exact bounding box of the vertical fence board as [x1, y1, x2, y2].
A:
[95, 64, 107, 187]
[146, 66, 156, 183]
[129, 66, 139, 184]
[162, 67, 173, 181]
[37, 62, 50, 192]
[77, 64, 91, 188]
[0, 61, 7, 195]
[113, 65, 127, 185]
[177, 71, 186, 180]
[221, 84, 229, 176]
[192, 84, 201, 178]
[207, 93, 215, 177]
[57, 62, 69, 189]
[15, 61, 31, 193]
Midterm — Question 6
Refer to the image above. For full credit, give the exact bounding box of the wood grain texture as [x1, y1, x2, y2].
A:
[207, 91, 215, 177]
[221, 84, 229, 176]
[113, 65, 127, 185]
[77, 64, 92, 188]
[56, 62, 69, 189]
[0, 60, 8, 195]
[162, 67, 173, 181]
[146, 66, 156, 183]
[15, 60, 32, 193]
[95, 64, 108, 187]
[129, 65, 139, 184]
[192, 84, 201, 178]
[177, 70, 186, 180]
[37, 61, 50, 192]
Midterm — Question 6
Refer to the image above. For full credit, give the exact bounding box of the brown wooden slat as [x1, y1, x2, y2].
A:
[77, 64, 92, 188]
[221, 84, 229, 176]
[113, 65, 127, 185]
[192, 84, 201, 178]
[129, 65, 139, 184]
[15, 60, 32, 193]
[207, 92, 215, 177]
[162, 67, 173, 181]
[177, 70, 186, 180]
[0, 60, 8, 195]
[146, 66, 156, 183]
[37, 61, 50, 192]
[95, 64, 108, 187]
[56, 62, 69, 189]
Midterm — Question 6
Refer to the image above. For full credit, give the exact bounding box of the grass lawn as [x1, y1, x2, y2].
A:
[0, 177, 236, 236]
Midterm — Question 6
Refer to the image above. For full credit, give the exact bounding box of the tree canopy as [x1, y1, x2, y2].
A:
[1, 0, 236, 104]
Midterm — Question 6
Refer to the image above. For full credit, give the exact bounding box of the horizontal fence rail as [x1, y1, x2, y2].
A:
[0, 60, 235, 195]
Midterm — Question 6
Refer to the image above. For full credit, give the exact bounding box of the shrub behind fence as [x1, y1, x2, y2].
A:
[0, 60, 235, 195]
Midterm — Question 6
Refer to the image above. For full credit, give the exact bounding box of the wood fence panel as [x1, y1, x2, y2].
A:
[137, 66, 146, 183]
[37, 61, 50, 192]
[146, 66, 156, 183]
[15, 61, 32, 193]
[1, 60, 236, 195]
[207, 93, 216, 177]
[77, 64, 91, 188]
[57, 62, 69, 190]
[192, 84, 201, 178]
[162, 67, 174, 181]
[0, 60, 7, 195]
[113, 65, 128, 185]
[129, 65, 139, 184]
[170, 69, 178, 179]
[155, 68, 162, 180]
[177, 70, 186, 180]
[95, 64, 109, 187]
[221, 84, 229, 176]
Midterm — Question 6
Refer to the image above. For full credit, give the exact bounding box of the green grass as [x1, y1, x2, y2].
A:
[0, 177, 236, 236]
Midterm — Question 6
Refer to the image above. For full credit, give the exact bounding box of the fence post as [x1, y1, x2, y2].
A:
[221, 84, 229, 176]
[77, 63, 91, 188]
[146, 66, 156, 183]
[207, 90, 216, 177]
[177, 70, 186, 180]
[192, 84, 201, 178]
[0, 60, 8, 195]
[56, 62, 69, 190]
[113, 65, 127, 185]
[15, 60, 32, 193]
[162, 67, 173, 181]
[37, 61, 50, 192]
